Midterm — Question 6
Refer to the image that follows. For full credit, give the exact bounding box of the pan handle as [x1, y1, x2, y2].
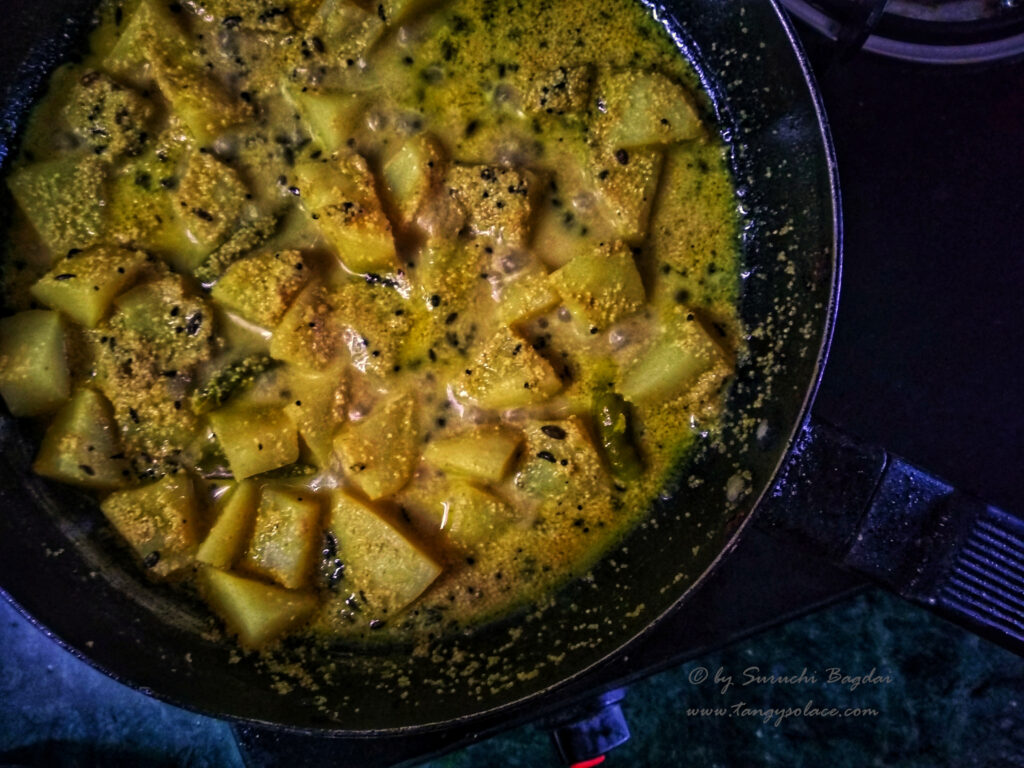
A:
[757, 417, 1024, 655]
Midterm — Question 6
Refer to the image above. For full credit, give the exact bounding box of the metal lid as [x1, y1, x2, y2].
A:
[781, 0, 1024, 63]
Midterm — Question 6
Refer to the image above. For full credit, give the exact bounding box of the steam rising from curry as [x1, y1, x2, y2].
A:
[0, 0, 741, 649]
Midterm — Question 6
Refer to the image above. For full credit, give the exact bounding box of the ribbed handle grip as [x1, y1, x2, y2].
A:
[759, 419, 1024, 656]
[937, 508, 1024, 645]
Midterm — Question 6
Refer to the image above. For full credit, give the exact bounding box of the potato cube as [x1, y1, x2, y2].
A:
[33, 387, 130, 490]
[244, 485, 322, 589]
[103, 0, 181, 85]
[440, 482, 517, 547]
[452, 327, 561, 410]
[199, 566, 317, 649]
[109, 275, 214, 371]
[333, 392, 417, 499]
[157, 67, 249, 147]
[63, 71, 154, 159]
[194, 0, 321, 31]
[411, 241, 482, 320]
[522, 65, 593, 116]
[383, 134, 445, 228]
[105, 0, 250, 142]
[496, 270, 560, 326]
[593, 69, 702, 149]
[530, 198, 594, 269]
[211, 250, 309, 328]
[402, 480, 517, 548]
[150, 41, 250, 146]
[289, 0, 385, 91]
[445, 164, 534, 246]
[197, 480, 258, 569]
[327, 489, 441, 617]
[423, 426, 521, 483]
[590, 148, 663, 241]
[174, 151, 249, 258]
[513, 417, 609, 504]
[550, 241, 645, 330]
[0, 310, 70, 417]
[332, 281, 411, 378]
[283, 365, 347, 465]
[397, 481, 512, 548]
[293, 153, 396, 274]
[104, 128, 192, 257]
[316, 0, 385, 52]
[7, 153, 108, 253]
[615, 310, 730, 406]
[269, 283, 346, 370]
[395, 239, 488, 366]
[30, 246, 147, 328]
[100, 473, 200, 578]
[282, 82, 364, 155]
[192, 213, 280, 285]
[378, 0, 435, 25]
[208, 403, 299, 479]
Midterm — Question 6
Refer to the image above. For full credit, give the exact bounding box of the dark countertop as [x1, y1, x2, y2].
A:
[3, 9, 1024, 768]
[434, 589, 1024, 768]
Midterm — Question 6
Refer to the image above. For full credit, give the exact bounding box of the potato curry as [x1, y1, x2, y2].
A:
[0, 0, 741, 649]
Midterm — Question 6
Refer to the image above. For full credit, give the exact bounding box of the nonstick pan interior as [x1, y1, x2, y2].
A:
[0, 0, 839, 733]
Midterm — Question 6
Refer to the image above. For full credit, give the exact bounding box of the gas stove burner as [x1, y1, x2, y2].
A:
[781, 0, 1024, 63]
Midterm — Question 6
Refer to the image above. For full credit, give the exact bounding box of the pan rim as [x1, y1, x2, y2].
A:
[0, 0, 843, 738]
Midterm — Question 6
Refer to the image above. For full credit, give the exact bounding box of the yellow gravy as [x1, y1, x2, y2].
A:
[0, 0, 741, 648]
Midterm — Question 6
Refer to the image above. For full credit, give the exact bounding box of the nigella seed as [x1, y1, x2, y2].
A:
[143, 551, 160, 568]
[536, 450, 556, 463]
[541, 425, 567, 440]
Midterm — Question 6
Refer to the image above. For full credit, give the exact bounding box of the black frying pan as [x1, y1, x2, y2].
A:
[1, 0, 1019, 737]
